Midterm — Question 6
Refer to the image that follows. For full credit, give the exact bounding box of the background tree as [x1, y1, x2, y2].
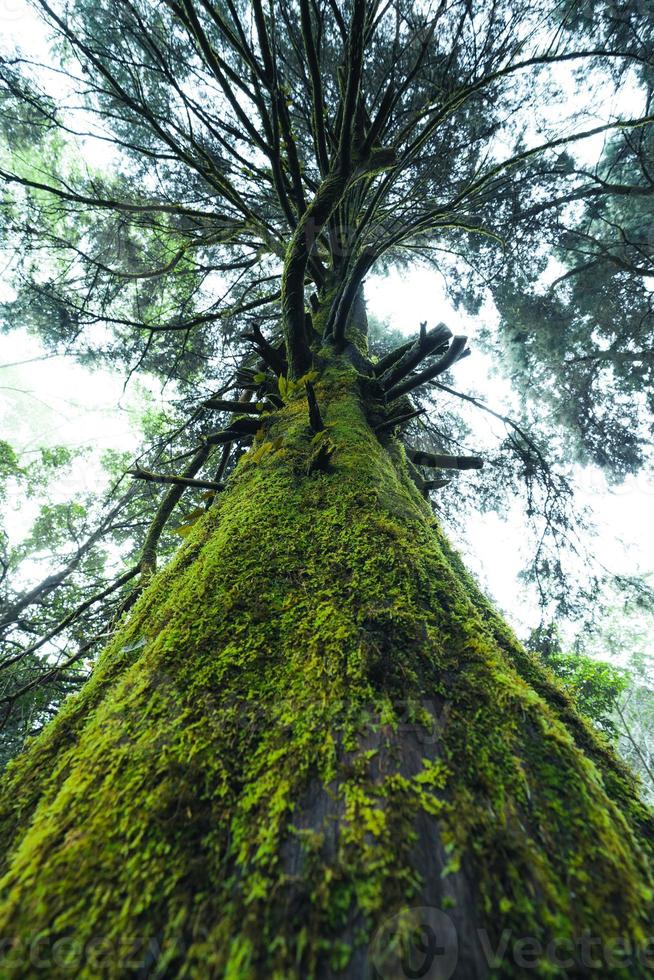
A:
[532, 585, 654, 803]
[461, 0, 654, 476]
[0, 0, 653, 976]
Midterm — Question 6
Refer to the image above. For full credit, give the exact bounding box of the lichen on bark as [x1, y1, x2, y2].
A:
[0, 358, 652, 978]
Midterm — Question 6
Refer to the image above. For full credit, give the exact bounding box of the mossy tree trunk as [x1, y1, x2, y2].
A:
[0, 357, 652, 978]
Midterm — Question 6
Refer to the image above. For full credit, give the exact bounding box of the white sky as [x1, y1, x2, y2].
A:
[0, 336, 148, 458]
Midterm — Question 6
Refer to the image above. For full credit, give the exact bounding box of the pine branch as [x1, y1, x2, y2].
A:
[328, 248, 377, 346]
[373, 339, 416, 376]
[406, 458, 449, 497]
[0, 491, 134, 632]
[430, 381, 550, 473]
[0, 565, 140, 671]
[139, 444, 212, 576]
[203, 417, 261, 445]
[299, 0, 330, 176]
[241, 322, 287, 375]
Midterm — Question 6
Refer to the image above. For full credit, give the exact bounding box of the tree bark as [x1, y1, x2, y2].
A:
[0, 356, 652, 978]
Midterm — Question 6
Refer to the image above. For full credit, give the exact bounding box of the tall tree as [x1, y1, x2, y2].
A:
[0, 1, 653, 976]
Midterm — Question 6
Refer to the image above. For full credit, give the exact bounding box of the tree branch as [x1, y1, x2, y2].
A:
[0, 566, 139, 671]
[406, 448, 484, 470]
[139, 444, 212, 576]
[378, 322, 453, 390]
[203, 398, 264, 414]
[385, 336, 470, 400]
[128, 466, 225, 492]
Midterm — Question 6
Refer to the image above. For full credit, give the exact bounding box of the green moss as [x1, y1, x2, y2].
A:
[0, 357, 652, 978]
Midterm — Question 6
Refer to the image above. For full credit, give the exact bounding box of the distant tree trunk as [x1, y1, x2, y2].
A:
[0, 356, 652, 979]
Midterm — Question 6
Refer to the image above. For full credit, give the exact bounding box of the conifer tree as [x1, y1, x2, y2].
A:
[1, 1, 653, 976]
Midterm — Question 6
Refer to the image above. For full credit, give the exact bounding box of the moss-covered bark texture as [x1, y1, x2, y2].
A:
[0, 359, 652, 979]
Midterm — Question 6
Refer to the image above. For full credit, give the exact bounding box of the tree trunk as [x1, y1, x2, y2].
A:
[0, 357, 652, 979]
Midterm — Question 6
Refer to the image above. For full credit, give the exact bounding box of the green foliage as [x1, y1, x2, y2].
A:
[0, 440, 146, 766]
[0, 651, 86, 772]
[577, 595, 654, 801]
[615, 653, 654, 804]
[0, 441, 21, 502]
[530, 625, 628, 737]
[530, 602, 654, 802]
[277, 369, 319, 401]
[367, 314, 406, 361]
[547, 653, 628, 738]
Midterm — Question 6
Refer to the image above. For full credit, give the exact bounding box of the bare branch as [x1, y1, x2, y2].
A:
[378, 322, 453, 390]
[406, 447, 484, 470]
[128, 466, 225, 492]
[385, 337, 470, 400]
